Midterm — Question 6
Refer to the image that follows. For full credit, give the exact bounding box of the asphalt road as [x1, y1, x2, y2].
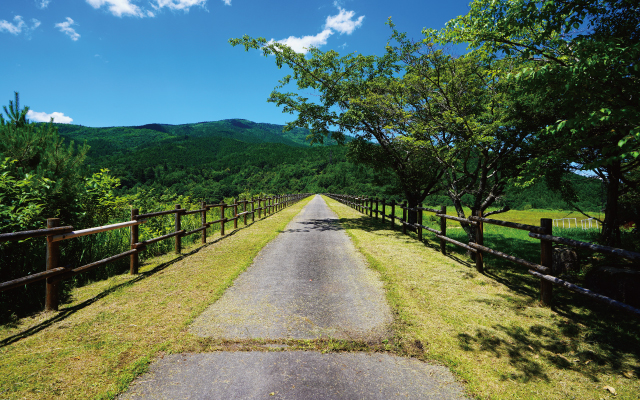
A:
[120, 195, 469, 400]
[189, 194, 392, 340]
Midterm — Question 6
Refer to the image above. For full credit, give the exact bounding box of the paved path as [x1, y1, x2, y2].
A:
[189, 194, 392, 340]
[121, 195, 469, 399]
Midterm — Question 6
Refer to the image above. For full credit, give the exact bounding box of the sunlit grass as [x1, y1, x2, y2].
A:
[324, 196, 640, 400]
[0, 196, 313, 399]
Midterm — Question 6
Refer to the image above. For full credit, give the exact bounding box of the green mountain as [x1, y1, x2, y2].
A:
[55, 118, 343, 161]
[53, 118, 602, 210]
[53, 119, 385, 202]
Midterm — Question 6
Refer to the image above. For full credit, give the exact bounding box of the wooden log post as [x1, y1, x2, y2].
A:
[440, 206, 447, 255]
[201, 201, 207, 244]
[243, 199, 248, 225]
[130, 209, 139, 274]
[402, 201, 407, 235]
[540, 218, 553, 306]
[475, 209, 484, 273]
[375, 198, 379, 219]
[45, 218, 61, 311]
[175, 204, 182, 254]
[251, 197, 255, 223]
[417, 206, 423, 242]
[391, 200, 396, 229]
[233, 198, 238, 229]
[381, 199, 386, 222]
[220, 202, 226, 236]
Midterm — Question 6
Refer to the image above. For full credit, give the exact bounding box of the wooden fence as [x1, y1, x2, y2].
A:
[0, 193, 311, 311]
[326, 193, 640, 317]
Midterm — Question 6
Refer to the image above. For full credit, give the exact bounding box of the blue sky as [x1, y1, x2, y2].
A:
[1, 0, 472, 127]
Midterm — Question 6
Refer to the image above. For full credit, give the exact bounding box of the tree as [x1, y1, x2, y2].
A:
[0, 92, 89, 226]
[229, 34, 444, 223]
[443, 0, 640, 245]
[380, 28, 547, 243]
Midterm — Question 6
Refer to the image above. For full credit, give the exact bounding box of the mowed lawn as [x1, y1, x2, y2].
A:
[324, 196, 640, 400]
[0, 196, 314, 399]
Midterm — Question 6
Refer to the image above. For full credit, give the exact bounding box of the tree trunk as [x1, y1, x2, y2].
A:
[602, 162, 622, 247]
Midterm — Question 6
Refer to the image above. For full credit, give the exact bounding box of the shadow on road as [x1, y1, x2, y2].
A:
[281, 218, 343, 233]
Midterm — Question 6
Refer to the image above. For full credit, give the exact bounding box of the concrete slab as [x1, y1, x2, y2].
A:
[120, 351, 469, 400]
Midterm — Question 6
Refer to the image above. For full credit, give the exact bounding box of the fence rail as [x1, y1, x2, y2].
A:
[1, 193, 311, 311]
[325, 193, 640, 318]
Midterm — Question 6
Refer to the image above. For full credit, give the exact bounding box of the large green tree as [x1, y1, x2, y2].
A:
[380, 27, 550, 243]
[443, 0, 640, 245]
[229, 34, 444, 222]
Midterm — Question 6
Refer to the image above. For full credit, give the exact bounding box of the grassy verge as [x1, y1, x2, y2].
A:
[0, 195, 313, 400]
[323, 196, 640, 400]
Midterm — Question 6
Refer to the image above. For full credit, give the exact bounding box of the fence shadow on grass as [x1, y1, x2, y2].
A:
[0, 224, 251, 348]
[338, 212, 640, 384]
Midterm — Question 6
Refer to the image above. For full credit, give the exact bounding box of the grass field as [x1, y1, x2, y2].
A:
[1, 194, 637, 399]
[324, 196, 640, 400]
[0, 196, 314, 399]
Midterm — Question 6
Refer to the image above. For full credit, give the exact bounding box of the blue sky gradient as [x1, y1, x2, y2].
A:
[1, 0, 472, 127]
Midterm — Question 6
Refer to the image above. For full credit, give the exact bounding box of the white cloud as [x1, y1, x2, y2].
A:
[222, 0, 231, 5]
[0, 16, 41, 35]
[276, 29, 333, 54]
[324, 7, 364, 34]
[55, 17, 80, 41]
[27, 110, 74, 124]
[272, 6, 363, 55]
[86, 0, 207, 17]
[153, 0, 207, 11]
[86, 0, 145, 17]
[36, 0, 52, 9]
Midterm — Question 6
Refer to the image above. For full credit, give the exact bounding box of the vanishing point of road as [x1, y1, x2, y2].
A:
[121, 195, 468, 399]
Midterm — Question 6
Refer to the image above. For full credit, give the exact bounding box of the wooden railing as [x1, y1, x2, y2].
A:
[0, 193, 311, 311]
[326, 193, 640, 318]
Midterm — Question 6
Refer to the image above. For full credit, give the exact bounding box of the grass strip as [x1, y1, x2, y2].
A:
[0, 196, 314, 400]
[323, 196, 640, 400]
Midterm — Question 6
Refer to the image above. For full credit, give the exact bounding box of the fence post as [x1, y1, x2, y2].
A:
[243, 199, 248, 225]
[220, 202, 226, 236]
[201, 201, 207, 244]
[381, 199, 386, 222]
[418, 206, 423, 242]
[130, 209, 139, 274]
[391, 200, 396, 229]
[375, 198, 379, 219]
[251, 197, 255, 223]
[45, 218, 61, 311]
[402, 201, 407, 235]
[175, 204, 182, 254]
[233, 198, 238, 229]
[475, 209, 484, 273]
[440, 206, 447, 255]
[540, 218, 553, 306]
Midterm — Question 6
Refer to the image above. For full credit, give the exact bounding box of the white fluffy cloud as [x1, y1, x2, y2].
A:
[55, 17, 80, 41]
[222, 0, 231, 5]
[86, 0, 145, 17]
[153, 0, 207, 11]
[274, 6, 364, 54]
[86, 0, 207, 17]
[0, 16, 41, 35]
[27, 110, 74, 124]
[276, 29, 333, 54]
[36, 0, 52, 9]
[325, 7, 364, 35]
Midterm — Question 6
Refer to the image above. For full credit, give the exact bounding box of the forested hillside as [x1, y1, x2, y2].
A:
[56, 118, 602, 211]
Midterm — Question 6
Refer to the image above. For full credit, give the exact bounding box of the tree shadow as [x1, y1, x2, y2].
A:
[281, 218, 343, 233]
[334, 211, 640, 384]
